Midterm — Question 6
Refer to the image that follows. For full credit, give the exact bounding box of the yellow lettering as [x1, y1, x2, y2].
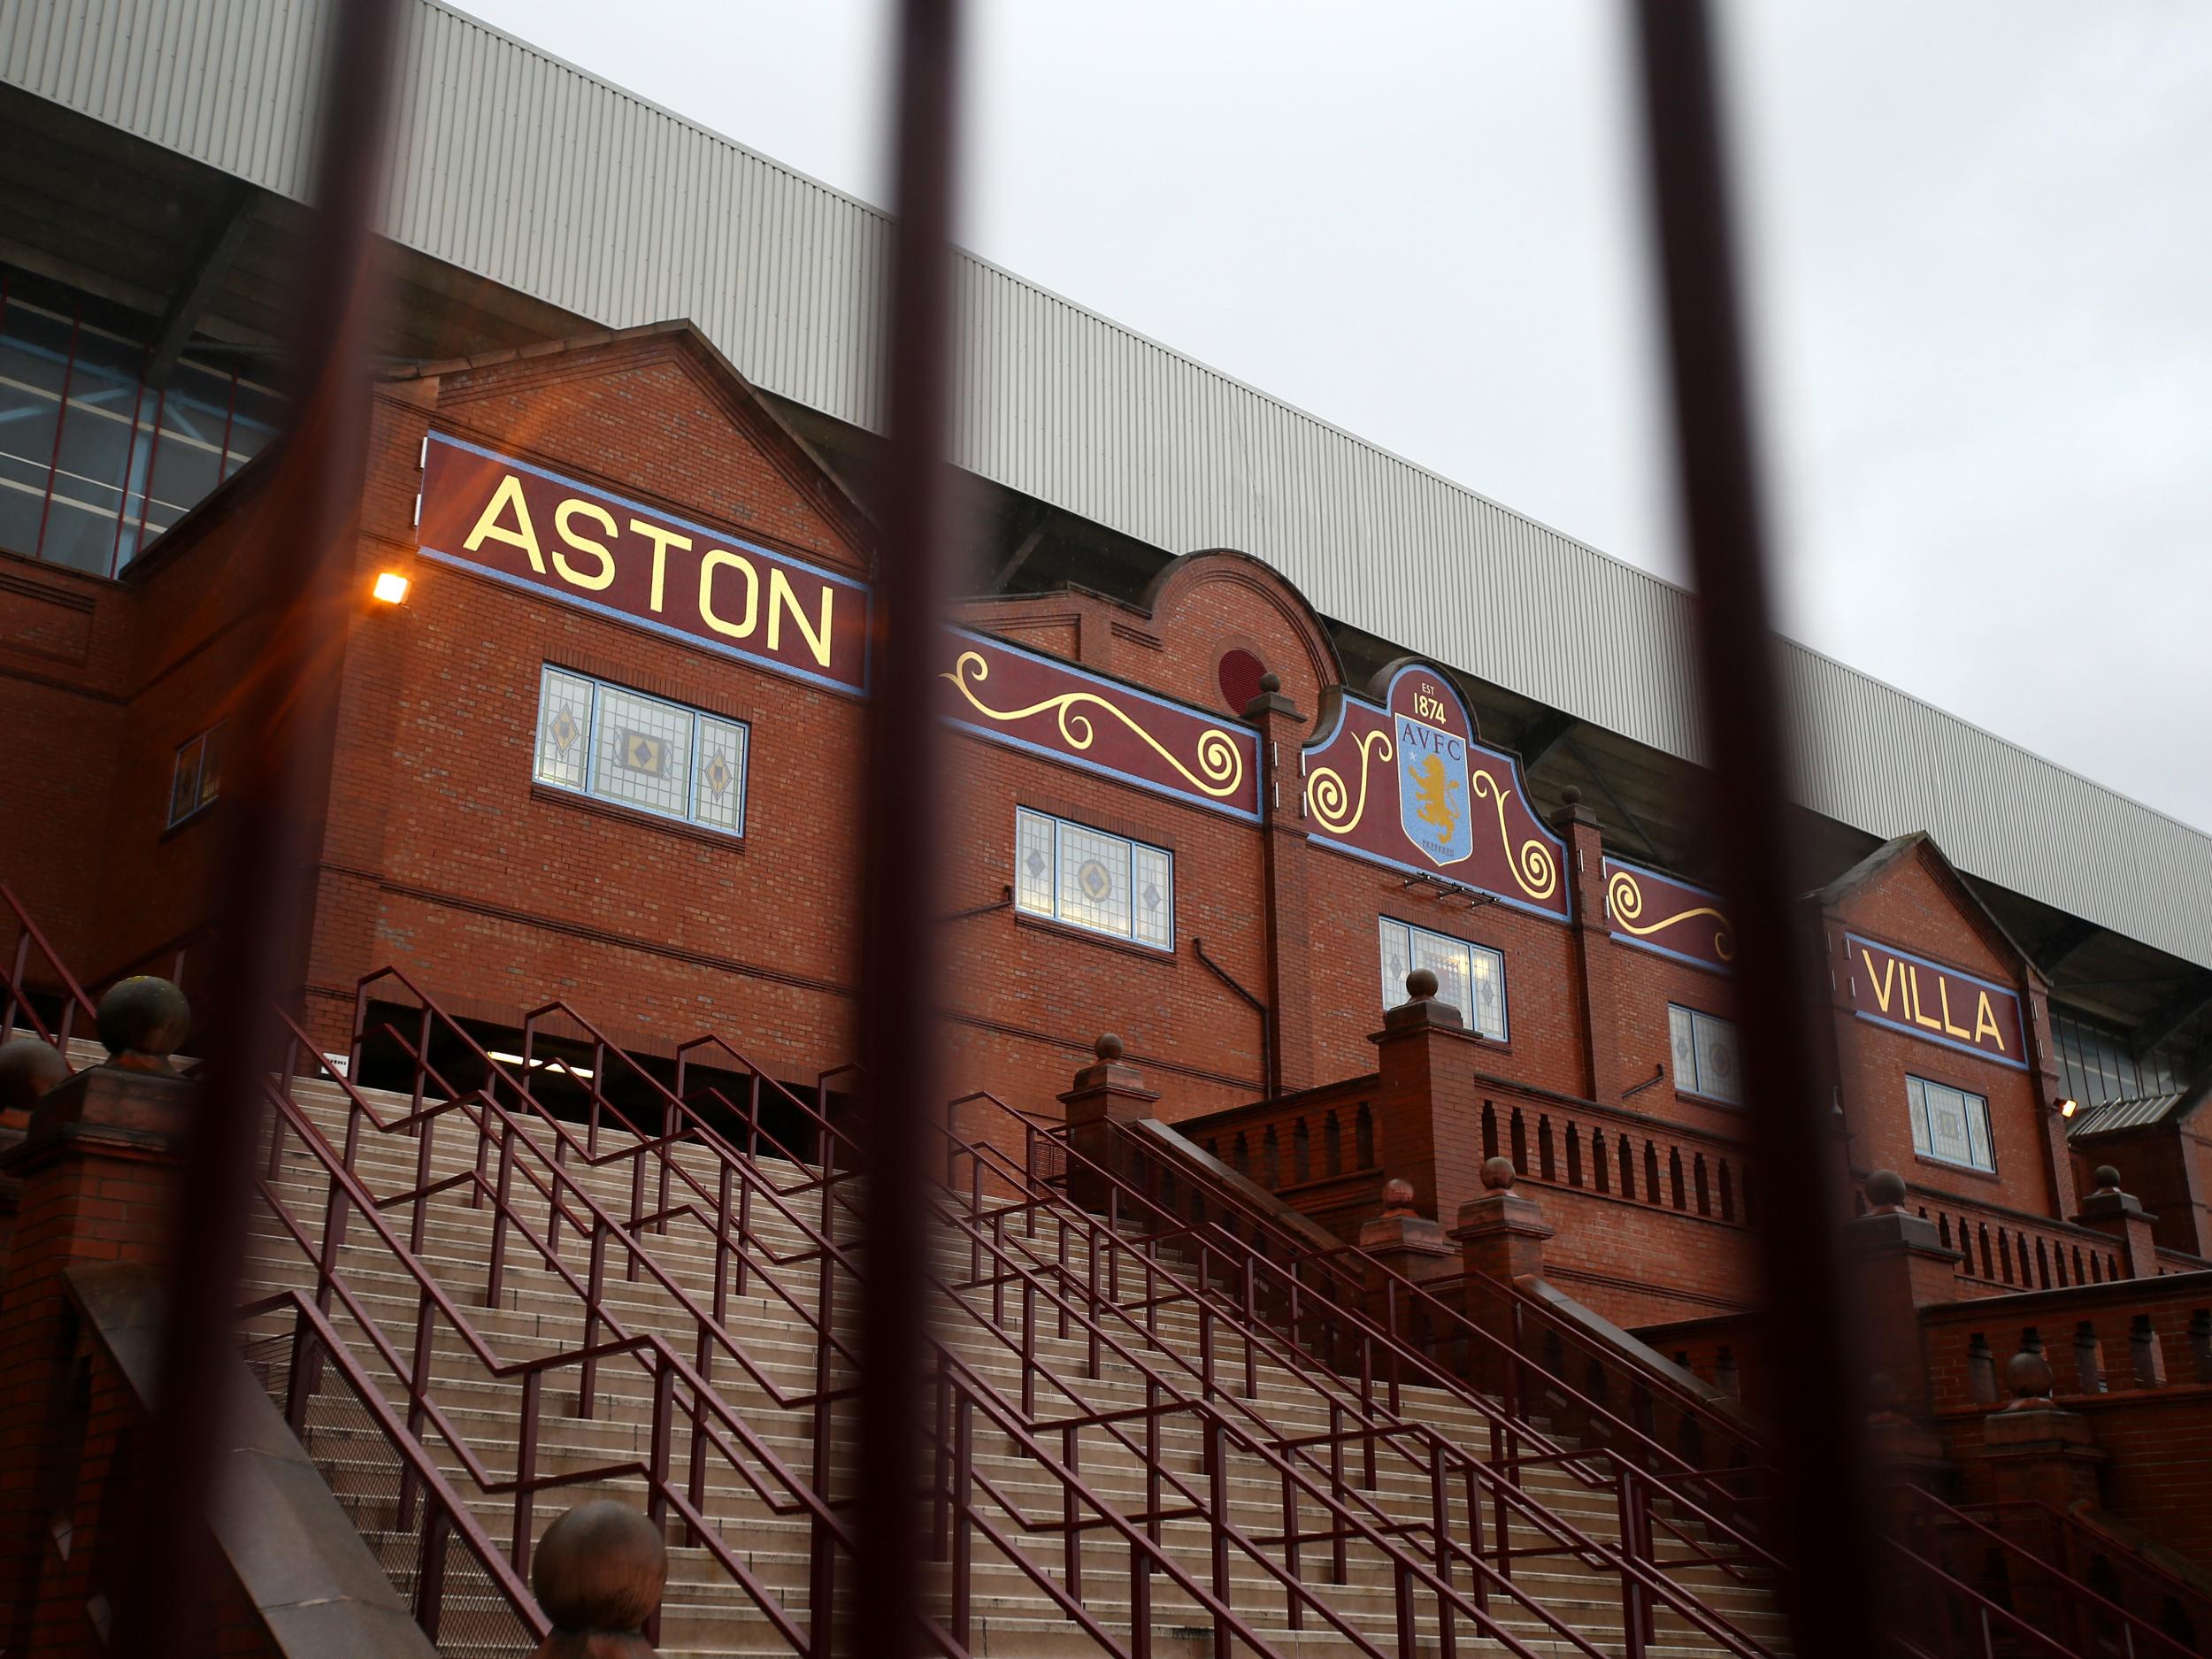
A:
[551, 498, 617, 591]
[1975, 992, 2006, 1052]
[1938, 975, 1970, 1040]
[1909, 966, 1943, 1030]
[462, 473, 545, 573]
[698, 549, 758, 640]
[628, 520, 691, 613]
[1862, 949, 1896, 1015]
[767, 567, 834, 668]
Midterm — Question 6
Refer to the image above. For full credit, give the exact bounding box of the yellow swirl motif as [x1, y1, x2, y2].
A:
[1471, 771, 1559, 902]
[941, 651, 1246, 800]
[1305, 729, 1393, 835]
[1607, 869, 1734, 962]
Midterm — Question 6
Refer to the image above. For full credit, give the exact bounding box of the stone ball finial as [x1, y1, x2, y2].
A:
[2004, 1348, 2055, 1407]
[2093, 1165, 2122, 1194]
[530, 1501, 667, 1645]
[1560, 786, 1582, 807]
[1257, 671, 1281, 695]
[1405, 967, 1439, 1001]
[1480, 1155, 1517, 1192]
[1379, 1177, 1417, 1217]
[1094, 1033, 1125, 1064]
[0, 1038, 69, 1117]
[96, 977, 190, 1073]
[1864, 1170, 1907, 1212]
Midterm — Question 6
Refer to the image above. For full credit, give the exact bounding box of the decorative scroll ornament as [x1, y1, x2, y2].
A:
[1306, 729, 1393, 835]
[1607, 867, 1734, 963]
[1471, 770, 1559, 902]
[941, 650, 1246, 800]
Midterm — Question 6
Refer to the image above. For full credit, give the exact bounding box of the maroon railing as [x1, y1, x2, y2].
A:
[1052, 1102, 2198, 1659]
[0, 880, 100, 1057]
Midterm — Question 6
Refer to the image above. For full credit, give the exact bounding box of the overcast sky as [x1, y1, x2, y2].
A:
[459, 0, 2212, 836]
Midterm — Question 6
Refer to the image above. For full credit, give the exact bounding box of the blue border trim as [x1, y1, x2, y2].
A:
[942, 626, 1261, 821]
[418, 547, 867, 698]
[1307, 834, 1571, 926]
[420, 433, 872, 696]
[1845, 932, 2022, 1002]
[1847, 931, 2028, 1071]
[1853, 1010, 2031, 1071]
[1602, 856, 1735, 976]
[945, 718, 1262, 823]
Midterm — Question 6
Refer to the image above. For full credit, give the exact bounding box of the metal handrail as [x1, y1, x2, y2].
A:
[0, 880, 101, 1056]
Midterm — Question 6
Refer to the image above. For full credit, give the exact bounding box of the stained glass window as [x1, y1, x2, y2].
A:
[1012, 809, 1173, 951]
[166, 723, 222, 828]
[534, 665, 746, 837]
[1908, 1075, 1994, 1173]
[1379, 918, 1507, 1040]
[1669, 1004, 1741, 1105]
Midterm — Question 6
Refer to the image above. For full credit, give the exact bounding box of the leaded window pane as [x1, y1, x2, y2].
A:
[1963, 1092, 1993, 1171]
[535, 669, 594, 789]
[1056, 821, 1132, 937]
[1692, 1012, 1741, 1104]
[1015, 810, 1056, 918]
[196, 725, 222, 808]
[168, 734, 204, 826]
[1671, 1005, 1698, 1090]
[693, 715, 749, 833]
[1132, 843, 1173, 949]
[1379, 919, 1413, 1009]
[592, 684, 695, 819]
[1467, 946, 1506, 1039]
[1907, 1077, 1932, 1157]
[1909, 1075, 1990, 1171]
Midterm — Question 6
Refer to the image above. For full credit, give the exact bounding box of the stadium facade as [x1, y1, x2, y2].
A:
[2, 3, 2212, 1654]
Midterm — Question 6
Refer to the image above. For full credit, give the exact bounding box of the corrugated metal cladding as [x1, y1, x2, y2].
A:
[7, 0, 2211, 970]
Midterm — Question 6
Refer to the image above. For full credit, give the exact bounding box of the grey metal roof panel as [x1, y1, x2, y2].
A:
[9, 0, 2212, 971]
[2068, 1093, 2193, 1139]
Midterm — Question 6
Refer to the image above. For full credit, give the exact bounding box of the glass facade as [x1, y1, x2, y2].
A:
[2051, 1008, 2185, 1107]
[0, 279, 280, 576]
[1013, 808, 1174, 950]
[1379, 918, 1507, 1040]
[534, 666, 748, 836]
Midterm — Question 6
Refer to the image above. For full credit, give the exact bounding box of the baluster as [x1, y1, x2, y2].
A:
[1021, 1278, 1036, 1418]
[512, 1370, 541, 1572]
[398, 1287, 436, 1530]
[1431, 1439, 1456, 1659]
[646, 1359, 674, 1530]
[1281, 1465, 1303, 1630]
[1063, 1421, 1083, 1601]
[1208, 1417, 1232, 1659]
[410, 1103, 435, 1256]
[626, 1148, 647, 1282]
[579, 1223, 607, 1417]
[1328, 1402, 1348, 1585]
[415, 1507, 450, 1643]
[486, 1122, 515, 1307]
[950, 1392, 973, 1647]
[1145, 1379, 1163, 1547]
[1464, 1462, 1486, 1613]
[1241, 1259, 1258, 1399]
[1129, 1532, 1152, 1659]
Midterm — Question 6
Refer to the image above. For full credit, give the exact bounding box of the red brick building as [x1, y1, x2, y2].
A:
[4, 319, 2199, 1338]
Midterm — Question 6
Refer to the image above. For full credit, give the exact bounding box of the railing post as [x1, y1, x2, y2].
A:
[513, 1370, 541, 1574]
[951, 1391, 973, 1650]
[485, 1120, 515, 1307]
[1618, 1464, 1647, 1659]
[1207, 1417, 1232, 1659]
[1430, 1437, 1457, 1659]
[1063, 1420, 1083, 1601]
[578, 1222, 607, 1417]
[414, 1506, 449, 1643]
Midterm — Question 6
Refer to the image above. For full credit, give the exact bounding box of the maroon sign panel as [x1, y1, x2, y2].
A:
[1847, 933, 2027, 1070]
[936, 629, 1259, 820]
[1302, 664, 1569, 919]
[1603, 857, 1734, 973]
[416, 434, 871, 695]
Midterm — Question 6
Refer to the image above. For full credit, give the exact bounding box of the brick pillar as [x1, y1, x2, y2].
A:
[1984, 1348, 2103, 1509]
[1243, 673, 1314, 1094]
[1839, 1170, 1962, 1416]
[1058, 1033, 1159, 1215]
[2072, 1164, 2160, 1279]
[1356, 1178, 1457, 1287]
[2022, 987, 2082, 1222]
[0, 980, 194, 1656]
[1555, 789, 1621, 1106]
[1367, 968, 1490, 1226]
[1451, 1156, 1553, 1394]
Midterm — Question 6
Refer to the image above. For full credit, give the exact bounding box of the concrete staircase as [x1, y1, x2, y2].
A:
[241, 1073, 1787, 1657]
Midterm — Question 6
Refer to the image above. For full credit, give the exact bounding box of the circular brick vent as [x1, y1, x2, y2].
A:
[1217, 649, 1267, 713]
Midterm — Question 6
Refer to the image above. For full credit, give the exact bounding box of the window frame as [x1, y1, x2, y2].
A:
[1906, 1073, 1996, 1175]
[1012, 807, 1175, 953]
[1668, 1002, 1743, 1107]
[165, 722, 222, 829]
[533, 664, 749, 840]
[1379, 916, 1509, 1041]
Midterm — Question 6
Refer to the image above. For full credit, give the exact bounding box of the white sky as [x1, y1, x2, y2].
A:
[456, 0, 2212, 836]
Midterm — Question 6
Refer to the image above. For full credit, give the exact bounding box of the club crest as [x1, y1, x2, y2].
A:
[1397, 715, 1471, 867]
